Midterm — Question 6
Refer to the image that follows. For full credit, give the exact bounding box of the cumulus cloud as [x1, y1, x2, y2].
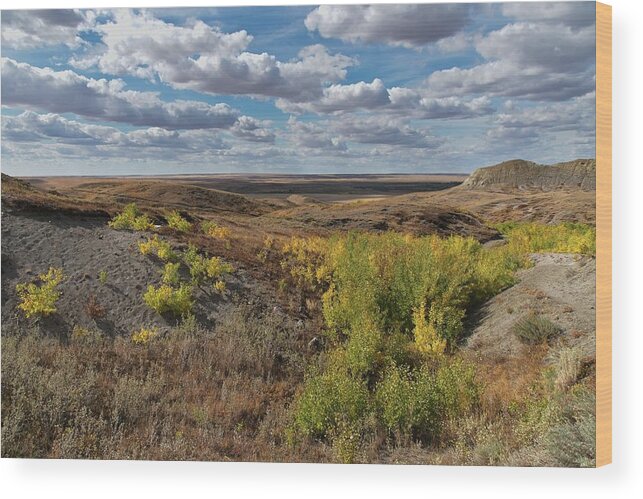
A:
[329, 116, 443, 149]
[71, 9, 250, 78]
[426, 22, 596, 101]
[1, 9, 91, 49]
[489, 92, 596, 141]
[3, 110, 114, 144]
[230, 116, 276, 143]
[1, 58, 242, 130]
[287, 117, 347, 152]
[73, 10, 355, 103]
[304, 4, 471, 47]
[435, 33, 473, 54]
[476, 22, 595, 72]
[286, 115, 442, 152]
[2, 111, 229, 151]
[483, 92, 596, 168]
[276, 79, 390, 114]
[0, 6, 599, 174]
[388, 88, 494, 119]
[277, 80, 493, 119]
[502, 2, 596, 27]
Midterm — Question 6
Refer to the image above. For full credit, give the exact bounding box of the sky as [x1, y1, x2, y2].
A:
[0, 2, 597, 176]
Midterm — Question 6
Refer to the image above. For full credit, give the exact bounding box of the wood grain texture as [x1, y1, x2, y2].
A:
[596, 1, 612, 467]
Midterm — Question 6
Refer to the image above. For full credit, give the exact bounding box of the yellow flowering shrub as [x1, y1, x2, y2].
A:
[165, 210, 192, 232]
[131, 327, 158, 345]
[16, 267, 65, 318]
[143, 284, 193, 316]
[138, 235, 177, 262]
[201, 220, 231, 240]
[108, 203, 153, 231]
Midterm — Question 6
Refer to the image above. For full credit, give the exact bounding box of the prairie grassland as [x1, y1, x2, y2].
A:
[1, 196, 596, 465]
[1, 305, 327, 462]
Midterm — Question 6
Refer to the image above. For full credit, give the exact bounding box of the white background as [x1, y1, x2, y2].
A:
[1, 0, 641, 497]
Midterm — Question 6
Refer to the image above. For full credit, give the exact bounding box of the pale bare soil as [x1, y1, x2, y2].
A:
[465, 253, 596, 362]
[1, 211, 278, 338]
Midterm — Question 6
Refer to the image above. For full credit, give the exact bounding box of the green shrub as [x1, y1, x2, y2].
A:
[161, 262, 181, 285]
[201, 220, 231, 240]
[375, 364, 422, 437]
[344, 319, 384, 376]
[433, 358, 480, 421]
[280, 236, 329, 289]
[97, 270, 108, 285]
[509, 384, 595, 467]
[497, 222, 596, 256]
[16, 267, 65, 318]
[315, 232, 514, 344]
[290, 231, 516, 445]
[375, 360, 478, 441]
[512, 313, 562, 345]
[288, 227, 588, 451]
[413, 302, 445, 356]
[131, 327, 158, 345]
[329, 420, 365, 464]
[139, 235, 177, 262]
[293, 361, 370, 439]
[108, 203, 153, 231]
[257, 235, 275, 262]
[183, 244, 233, 286]
[165, 210, 192, 232]
[143, 283, 193, 316]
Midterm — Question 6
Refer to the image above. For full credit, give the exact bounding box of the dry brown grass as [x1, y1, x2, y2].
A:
[1, 173, 112, 216]
[467, 345, 549, 419]
[85, 294, 106, 320]
[1, 304, 330, 461]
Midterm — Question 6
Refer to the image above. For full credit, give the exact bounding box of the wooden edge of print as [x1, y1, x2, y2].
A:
[596, 1, 612, 467]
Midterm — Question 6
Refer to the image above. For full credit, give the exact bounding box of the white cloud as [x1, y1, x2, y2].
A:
[489, 92, 596, 139]
[481, 93, 596, 165]
[426, 22, 596, 101]
[276, 79, 390, 114]
[1, 58, 243, 130]
[330, 116, 443, 149]
[0, 6, 598, 174]
[287, 117, 347, 152]
[2, 111, 228, 152]
[502, 2, 596, 27]
[435, 33, 473, 54]
[286, 115, 442, 152]
[305, 4, 470, 48]
[277, 81, 493, 119]
[388, 88, 494, 119]
[476, 22, 595, 73]
[1, 9, 91, 49]
[71, 9, 251, 79]
[73, 10, 355, 103]
[230, 116, 276, 143]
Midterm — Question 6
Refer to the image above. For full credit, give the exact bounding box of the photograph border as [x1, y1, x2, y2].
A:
[596, 1, 612, 467]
